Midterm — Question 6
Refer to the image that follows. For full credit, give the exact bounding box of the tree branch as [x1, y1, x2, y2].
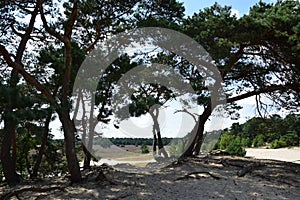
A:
[13, 0, 41, 62]
[39, 2, 65, 42]
[174, 108, 197, 123]
[61, 0, 78, 101]
[0, 44, 56, 105]
[221, 44, 246, 78]
[227, 83, 300, 104]
[10, 22, 23, 37]
[64, 0, 78, 39]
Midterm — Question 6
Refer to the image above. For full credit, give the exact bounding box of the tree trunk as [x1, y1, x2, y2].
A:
[84, 120, 97, 169]
[193, 123, 205, 155]
[1, 115, 22, 186]
[180, 104, 212, 158]
[1, 69, 22, 186]
[157, 131, 168, 158]
[180, 127, 198, 158]
[192, 105, 212, 155]
[31, 113, 52, 178]
[12, 127, 17, 172]
[85, 94, 96, 169]
[32, 87, 58, 178]
[78, 91, 98, 170]
[150, 107, 168, 158]
[152, 134, 157, 156]
[58, 111, 82, 183]
[82, 145, 92, 169]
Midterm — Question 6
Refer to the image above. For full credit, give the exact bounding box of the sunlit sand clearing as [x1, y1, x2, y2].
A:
[84, 145, 156, 167]
[246, 147, 300, 164]
[115, 153, 153, 161]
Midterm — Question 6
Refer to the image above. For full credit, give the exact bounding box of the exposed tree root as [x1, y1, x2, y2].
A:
[175, 171, 221, 181]
[237, 162, 265, 177]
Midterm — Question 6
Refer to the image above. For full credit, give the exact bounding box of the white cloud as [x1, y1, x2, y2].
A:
[231, 8, 240, 18]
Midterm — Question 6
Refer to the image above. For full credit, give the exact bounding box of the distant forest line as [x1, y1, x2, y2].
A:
[85, 114, 300, 151]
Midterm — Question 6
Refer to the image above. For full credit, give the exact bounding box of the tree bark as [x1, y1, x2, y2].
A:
[77, 90, 97, 170]
[82, 145, 92, 169]
[180, 104, 212, 157]
[0, 68, 23, 186]
[157, 131, 168, 158]
[32, 87, 58, 178]
[58, 111, 82, 182]
[152, 134, 157, 156]
[180, 128, 198, 158]
[193, 106, 212, 155]
[0, 0, 83, 184]
[79, 91, 90, 169]
[31, 112, 52, 178]
[150, 107, 168, 158]
[85, 93, 97, 169]
[1, 113, 22, 186]
[84, 120, 97, 169]
[180, 45, 245, 158]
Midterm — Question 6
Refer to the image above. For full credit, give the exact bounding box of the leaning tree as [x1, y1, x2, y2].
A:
[0, 0, 186, 184]
[180, 1, 300, 156]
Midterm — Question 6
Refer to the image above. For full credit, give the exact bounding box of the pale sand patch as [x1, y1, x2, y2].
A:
[80, 157, 156, 167]
[2, 156, 299, 199]
[246, 147, 300, 164]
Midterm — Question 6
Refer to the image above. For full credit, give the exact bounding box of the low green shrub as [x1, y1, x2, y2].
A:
[141, 143, 149, 154]
[226, 137, 246, 156]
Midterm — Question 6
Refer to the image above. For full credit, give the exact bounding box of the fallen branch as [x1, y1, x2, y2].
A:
[237, 163, 265, 177]
[175, 171, 221, 181]
[220, 158, 248, 167]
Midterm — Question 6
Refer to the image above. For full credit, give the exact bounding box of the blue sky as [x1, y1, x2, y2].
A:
[179, 0, 276, 17]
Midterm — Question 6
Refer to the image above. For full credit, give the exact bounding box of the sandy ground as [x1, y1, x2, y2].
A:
[246, 147, 300, 164]
[1, 155, 299, 200]
[85, 147, 300, 167]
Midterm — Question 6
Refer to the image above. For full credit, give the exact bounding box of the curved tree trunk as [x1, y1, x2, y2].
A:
[180, 132, 197, 158]
[193, 105, 213, 155]
[58, 110, 82, 183]
[157, 131, 168, 158]
[0, 1, 41, 186]
[193, 123, 205, 155]
[180, 104, 212, 158]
